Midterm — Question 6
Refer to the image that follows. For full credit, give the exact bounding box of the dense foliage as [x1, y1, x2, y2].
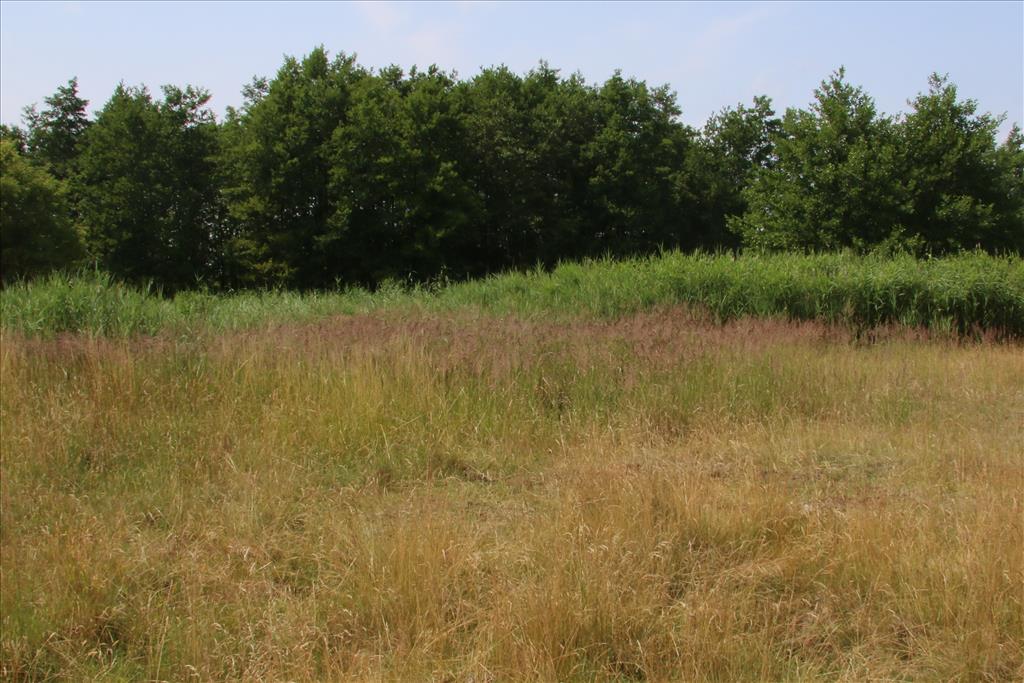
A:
[76, 84, 226, 290]
[1, 50, 1022, 289]
[3, 252, 1021, 339]
[0, 139, 83, 282]
[731, 71, 1023, 254]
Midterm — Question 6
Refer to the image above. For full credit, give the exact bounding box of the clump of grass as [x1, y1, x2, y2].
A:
[0, 270, 173, 337]
[0, 271, 398, 338]
[2, 252, 1022, 337]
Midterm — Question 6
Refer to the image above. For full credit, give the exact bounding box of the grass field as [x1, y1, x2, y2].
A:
[2, 255, 1023, 680]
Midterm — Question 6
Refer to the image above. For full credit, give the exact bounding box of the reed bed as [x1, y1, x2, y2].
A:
[2, 251, 1021, 338]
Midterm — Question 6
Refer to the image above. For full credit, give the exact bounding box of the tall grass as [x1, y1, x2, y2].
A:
[2, 311, 1021, 680]
[2, 252, 1022, 338]
[0, 271, 388, 338]
[440, 251, 1024, 335]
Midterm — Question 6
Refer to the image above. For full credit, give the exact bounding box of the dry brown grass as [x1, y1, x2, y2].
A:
[2, 310, 1022, 681]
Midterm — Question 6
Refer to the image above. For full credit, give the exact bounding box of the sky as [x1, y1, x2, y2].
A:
[1, 1, 1022, 138]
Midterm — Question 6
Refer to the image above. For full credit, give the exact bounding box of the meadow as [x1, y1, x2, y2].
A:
[1, 253, 1022, 681]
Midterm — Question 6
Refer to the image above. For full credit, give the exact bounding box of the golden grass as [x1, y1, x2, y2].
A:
[2, 309, 1022, 681]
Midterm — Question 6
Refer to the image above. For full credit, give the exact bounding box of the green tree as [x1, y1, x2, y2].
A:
[23, 78, 90, 180]
[994, 126, 1024, 252]
[456, 63, 594, 272]
[897, 74, 1023, 253]
[731, 69, 905, 251]
[0, 139, 83, 282]
[76, 83, 224, 289]
[220, 47, 365, 288]
[458, 65, 541, 271]
[684, 96, 780, 248]
[0, 124, 27, 153]
[514, 65, 613, 266]
[328, 65, 479, 283]
[582, 73, 696, 255]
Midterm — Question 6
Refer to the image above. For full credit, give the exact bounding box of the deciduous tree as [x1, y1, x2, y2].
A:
[77, 84, 224, 289]
[0, 139, 83, 282]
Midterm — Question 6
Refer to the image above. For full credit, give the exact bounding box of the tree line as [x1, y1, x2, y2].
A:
[2, 47, 1021, 290]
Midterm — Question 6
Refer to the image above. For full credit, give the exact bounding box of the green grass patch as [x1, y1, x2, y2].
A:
[2, 251, 1022, 337]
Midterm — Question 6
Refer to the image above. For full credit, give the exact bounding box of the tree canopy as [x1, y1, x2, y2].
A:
[0, 139, 83, 282]
[76, 84, 224, 290]
[2, 52, 1021, 289]
[732, 69, 1022, 255]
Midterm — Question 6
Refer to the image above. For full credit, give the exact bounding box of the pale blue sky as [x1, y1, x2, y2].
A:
[2, 1, 1022, 138]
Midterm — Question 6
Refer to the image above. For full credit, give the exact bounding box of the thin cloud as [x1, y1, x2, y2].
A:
[680, 3, 792, 76]
[353, 0, 405, 32]
[408, 27, 461, 69]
